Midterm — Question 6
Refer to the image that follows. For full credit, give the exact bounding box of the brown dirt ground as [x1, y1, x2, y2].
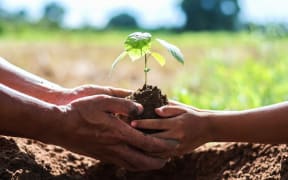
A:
[1, 135, 288, 180]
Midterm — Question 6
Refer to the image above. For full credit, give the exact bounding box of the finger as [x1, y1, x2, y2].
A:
[156, 105, 187, 118]
[120, 125, 174, 153]
[77, 85, 132, 98]
[151, 131, 180, 141]
[116, 145, 167, 171]
[106, 86, 133, 98]
[168, 100, 191, 107]
[168, 100, 182, 106]
[131, 119, 173, 130]
[99, 95, 143, 116]
[165, 139, 179, 146]
[98, 144, 166, 171]
[73, 85, 103, 96]
[98, 154, 130, 170]
[168, 100, 201, 111]
[147, 138, 179, 158]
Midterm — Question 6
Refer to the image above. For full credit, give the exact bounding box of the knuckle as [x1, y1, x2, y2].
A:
[126, 103, 138, 115]
[125, 101, 135, 109]
[149, 159, 166, 170]
[105, 86, 113, 95]
[176, 119, 184, 127]
[94, 95, 114, 107]
[177, 131, 185, 140]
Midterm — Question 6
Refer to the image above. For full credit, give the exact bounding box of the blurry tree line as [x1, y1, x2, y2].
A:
[0, 1, 65, 33]
[0, 0, 287, 36]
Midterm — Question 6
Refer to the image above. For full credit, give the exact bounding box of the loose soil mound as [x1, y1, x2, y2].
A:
[1, 136, 288, 180]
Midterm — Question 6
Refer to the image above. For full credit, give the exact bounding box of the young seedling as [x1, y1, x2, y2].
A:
[112, 32, 184, 86]
[112, 32, 185, 133]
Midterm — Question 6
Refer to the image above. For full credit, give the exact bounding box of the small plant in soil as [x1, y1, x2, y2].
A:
[112, 32, 184, 133]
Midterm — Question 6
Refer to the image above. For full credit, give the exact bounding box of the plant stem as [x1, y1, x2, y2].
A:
[144, 54, 147, 86]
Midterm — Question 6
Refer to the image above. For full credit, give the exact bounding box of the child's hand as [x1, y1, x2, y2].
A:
[131, 105, 213, 157]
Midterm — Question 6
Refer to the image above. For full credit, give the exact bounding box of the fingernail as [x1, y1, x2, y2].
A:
[155, 107, 163, 113]
[131, 121, 137, 127]
[135, 103, 143, 114]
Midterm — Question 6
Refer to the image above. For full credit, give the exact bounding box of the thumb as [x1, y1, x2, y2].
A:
[155, 105, 187, 118]
[100, 96, 143, 116]
[106, 87, 133, 98]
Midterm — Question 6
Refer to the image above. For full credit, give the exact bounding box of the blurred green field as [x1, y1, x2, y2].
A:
[1, 30, 288, 110]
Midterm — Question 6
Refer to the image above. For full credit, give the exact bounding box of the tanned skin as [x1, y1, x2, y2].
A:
[0, 57, 174, 171]
[132, 100, 288, 157]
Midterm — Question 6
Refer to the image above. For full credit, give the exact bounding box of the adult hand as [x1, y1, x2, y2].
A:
[55, 85, 132, 105]
[0, 57, 132, 105]
[48, 95, 174, 171]
[131, 105, 212, 157]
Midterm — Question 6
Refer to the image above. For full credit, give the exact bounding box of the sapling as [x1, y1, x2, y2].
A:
[112, 32, 184, 133]
[112, 32, 184, 86]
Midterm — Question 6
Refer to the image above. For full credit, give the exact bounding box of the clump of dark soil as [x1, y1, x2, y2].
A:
[127, 84, 168, 119]
[126, 84, 168, 133]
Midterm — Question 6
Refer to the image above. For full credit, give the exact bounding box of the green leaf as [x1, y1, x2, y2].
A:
[156, 38, 184, 64]
[126, 48, 146, 61]
[124, 32, 152, 61]
[111, 51, 128, 70]
[151, 52, 166, 66]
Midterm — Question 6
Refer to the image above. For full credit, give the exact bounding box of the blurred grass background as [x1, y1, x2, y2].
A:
[1, 30, 288, 110]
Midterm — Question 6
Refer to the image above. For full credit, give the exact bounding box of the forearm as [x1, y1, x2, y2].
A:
[0, 84, 63, 142]
[0, 57, 66, 104]
[209, 102, 288, 144]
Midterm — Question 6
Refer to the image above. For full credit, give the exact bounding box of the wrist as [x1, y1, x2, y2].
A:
[39, 103, 84, 148]
[46, 87, 72, 105]
[0, 85, 69, 144]
[34, 104, 68, 144]
[207, 111, 240, 142]
[201, 112, 215, 143]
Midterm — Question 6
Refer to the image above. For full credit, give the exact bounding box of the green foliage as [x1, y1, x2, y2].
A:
[107, 13, 138, 29]
[1, 29, 287, 111]
[40, 2, 66, 28]
[156, 39, 184, 64]
[151, 52, 166, 66]
[124, 32, 152, 61]
[181, 0, 240, 31]
[171, 36, 288, 110]
[112, 32, 184, 85]
[112, 32, 184, 68]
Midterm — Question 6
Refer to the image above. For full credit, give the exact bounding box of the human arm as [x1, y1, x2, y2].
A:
[0, 83, 62, 139]
[0, 57, 131, 105]
[209, 102, 288, 143]
[131, 101, 288, 156]
[0, 84, 173, 171]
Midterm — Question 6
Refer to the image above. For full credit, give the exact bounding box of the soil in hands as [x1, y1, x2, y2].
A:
[126, 84, 168, 133]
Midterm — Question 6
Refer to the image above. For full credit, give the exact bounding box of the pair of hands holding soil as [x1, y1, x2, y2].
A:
[0, 58, 181, 171]
[2, 57, 288, 172]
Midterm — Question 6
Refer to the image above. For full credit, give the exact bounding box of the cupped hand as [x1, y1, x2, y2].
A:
[50, 95, 174, 171]
[57, 85, 132, 105]
[131, 105, 212, 157]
